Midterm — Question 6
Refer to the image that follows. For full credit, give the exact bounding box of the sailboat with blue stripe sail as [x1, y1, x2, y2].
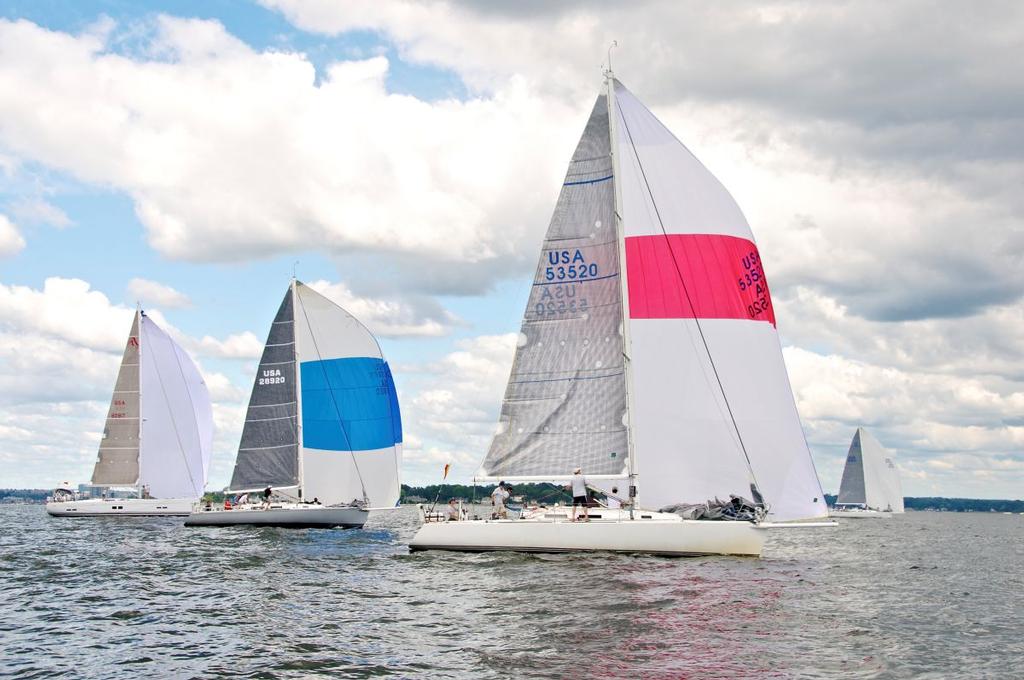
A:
[186, 279, 402, 528]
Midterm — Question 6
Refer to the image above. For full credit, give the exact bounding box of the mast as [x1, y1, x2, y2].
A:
[606, 61, 640, 516]
[292, 277, 304, 499]
[135, 306, 143, 495]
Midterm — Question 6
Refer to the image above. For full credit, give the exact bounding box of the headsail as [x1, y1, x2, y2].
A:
[91, 311, 141, 486]
[612, 79, 826, 520]
[137, 314, 213, 498]
[837, 428, 904, 512]
[230, 289, 300, 491]
[481, 95, 630, 478]
[293, 281, 402, 508]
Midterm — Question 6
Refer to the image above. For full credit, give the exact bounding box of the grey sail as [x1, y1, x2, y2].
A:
[481, 95, 629, 477]
[91, 311, 141, 486]
[229, 288, 299, 490]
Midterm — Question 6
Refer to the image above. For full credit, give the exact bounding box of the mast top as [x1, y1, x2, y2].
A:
[604, 40, 618, 80]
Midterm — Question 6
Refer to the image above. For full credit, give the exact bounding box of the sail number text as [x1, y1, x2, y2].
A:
[259, 368, 286, 385]
[737, 250, 771, 320]
[544, 249, 599, 281]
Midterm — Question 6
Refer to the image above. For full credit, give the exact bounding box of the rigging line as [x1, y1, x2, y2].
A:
[295, 288, 370, 503]
[614, 95, 763, 495]
[142, 319, 198, 497]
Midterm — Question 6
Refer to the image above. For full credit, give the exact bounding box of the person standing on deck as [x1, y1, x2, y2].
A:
[491, 482, 509, 519]
[570, 468, 590, 521]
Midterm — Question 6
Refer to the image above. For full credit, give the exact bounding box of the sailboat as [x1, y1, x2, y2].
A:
[831, 428, 904, 518]
[46, 309, 213, 517]
[185, 279, 402, 528]
[410, 71, 830, 556]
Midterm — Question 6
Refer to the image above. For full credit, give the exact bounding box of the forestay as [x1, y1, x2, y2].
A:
[612, 79, 827, 521]
[481, 95, 630, 479]
[837, 428, 904, 512]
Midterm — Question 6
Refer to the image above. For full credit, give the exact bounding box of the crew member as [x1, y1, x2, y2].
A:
[570, 468, 589, 521]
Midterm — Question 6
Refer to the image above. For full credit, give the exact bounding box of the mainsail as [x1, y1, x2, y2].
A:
[837, 428, 904, 512]
[482, 96, 629, 478]
[92, 311, 141, 486]
[230, 290, 299, 490]
[92, 310, 212, 498]
[480, 77, 827, 521]
[229, 281, 403, 507]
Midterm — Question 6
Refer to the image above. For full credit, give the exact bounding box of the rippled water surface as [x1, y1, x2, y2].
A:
[1, 505, 1021, 678]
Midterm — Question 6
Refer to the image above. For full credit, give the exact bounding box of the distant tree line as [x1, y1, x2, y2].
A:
[823, 493, 1023, 513]
[3, 487, 1021, 513]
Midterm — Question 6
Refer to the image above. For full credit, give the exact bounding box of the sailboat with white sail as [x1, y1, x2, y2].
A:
[831, 428, 904, 518]
[410, 70, 830, 556]
[46, 309, 213, 517]
[185, 279, 402, 528]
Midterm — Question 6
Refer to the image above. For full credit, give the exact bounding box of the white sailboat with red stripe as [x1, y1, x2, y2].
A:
[410, 68, 830, 557]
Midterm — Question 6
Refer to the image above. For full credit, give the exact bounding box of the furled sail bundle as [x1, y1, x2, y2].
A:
[481, 80, 827, 521]
[92, 310, 212, 498]
[229, 280, 402, 507]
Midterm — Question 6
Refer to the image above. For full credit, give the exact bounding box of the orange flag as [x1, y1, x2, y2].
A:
[443, 463, 450, 480]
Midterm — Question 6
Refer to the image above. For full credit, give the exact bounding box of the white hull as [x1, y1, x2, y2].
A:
[45, 497, 195, 517]
[409, 507, 765, 557]
[830, 508, 897, 519]
[184, 503, 368, 529]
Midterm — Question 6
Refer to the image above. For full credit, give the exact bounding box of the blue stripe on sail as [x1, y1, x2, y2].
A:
[563, 174, 613, 186]
[300, 357, 402, 452]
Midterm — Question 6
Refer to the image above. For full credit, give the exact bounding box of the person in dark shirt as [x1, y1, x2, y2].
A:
[262, 486, 272, 509]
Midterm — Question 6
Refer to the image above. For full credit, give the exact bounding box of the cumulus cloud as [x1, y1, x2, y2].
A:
[127, 277, 192, 308]
[0, 214, 25, 256]
[0, 17, 576, 295]
[306, 279, 459, 337]
[399, 333, 517, 483]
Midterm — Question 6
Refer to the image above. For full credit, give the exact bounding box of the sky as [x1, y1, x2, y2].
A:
[0, 0, 1021, 499]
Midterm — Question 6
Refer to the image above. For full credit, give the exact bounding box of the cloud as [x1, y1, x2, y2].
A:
[0, 17, 577, 295]
[193, 331, 264, 359]
[127, 277, 192, 309]
[0, 214, 25, 256]
[8, 198, 72, 228]
[398, 333, 517, 483]
[306, 279, 459, 337]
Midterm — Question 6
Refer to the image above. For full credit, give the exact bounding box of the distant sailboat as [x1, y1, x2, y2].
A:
[185, 279, 402, 528]
[46, 310, 213, 517]
[831, 428, 904, 518]
[410, 71, 829, 557]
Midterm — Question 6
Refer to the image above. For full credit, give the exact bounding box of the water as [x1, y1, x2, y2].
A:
[1, 506, 1021, 679]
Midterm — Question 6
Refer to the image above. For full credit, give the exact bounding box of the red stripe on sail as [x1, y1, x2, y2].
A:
[625, 234, 776, 326]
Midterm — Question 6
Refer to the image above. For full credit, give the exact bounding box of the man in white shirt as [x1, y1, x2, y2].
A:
[491, 482, 509, 519]
[570, 468, 589, 521]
